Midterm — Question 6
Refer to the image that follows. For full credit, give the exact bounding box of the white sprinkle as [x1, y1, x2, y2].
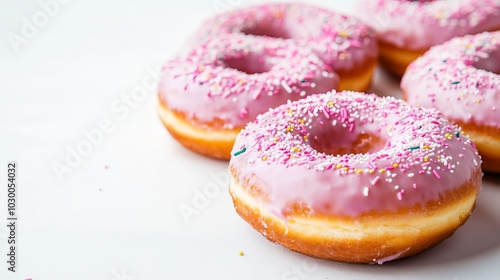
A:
[363, 187, 369, 197]
[281, 80, 292, 93]
[473, 159, 478, 166]
[408, 173, 414, 177]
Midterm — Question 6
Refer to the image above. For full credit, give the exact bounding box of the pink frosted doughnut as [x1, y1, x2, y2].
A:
[229, 91, 482, 263]
[192, 3, 378, 92]
[402, 31, 500, 172]
[158, 36, 338, 159]
[357, 0, 500, 76]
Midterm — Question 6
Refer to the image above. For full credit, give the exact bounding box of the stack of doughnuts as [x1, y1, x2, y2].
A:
[357, 0, 500, 76]
[402, 31, 500, 172]
[158, 2, 491, 264]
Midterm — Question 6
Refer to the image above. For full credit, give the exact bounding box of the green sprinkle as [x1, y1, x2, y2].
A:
[233, 147, 247, 156]
[407, 146, 420, 151]
[418, 125, 422, 129]
[455, 132, 460, 138]
[451, 81, 460, 85]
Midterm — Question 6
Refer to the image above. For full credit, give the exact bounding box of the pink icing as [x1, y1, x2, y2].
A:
[159, 36, 338, 129]
[191, 3, 378, 71]
[229, 91, 481, 217]
[402, 31, 500, 129]
[357, 0, 500, 50]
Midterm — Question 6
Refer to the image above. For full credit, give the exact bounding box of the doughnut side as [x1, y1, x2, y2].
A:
[378, 41, 427, 78]
[158, 102, 240, 160]
[336, 58, 377, 92]
[229, 167, 482, 263]
[456, 122, 500, 173]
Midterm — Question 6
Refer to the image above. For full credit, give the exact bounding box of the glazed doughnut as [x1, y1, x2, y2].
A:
[192, 3, 378, 92]
[158, 36, 338, 159]
[357, 0, 500, 77]
[229, 91, 482, 263]
[402, 31, 500, 173]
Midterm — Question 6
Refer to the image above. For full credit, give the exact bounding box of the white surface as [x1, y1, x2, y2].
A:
[1, 0, 500, 279]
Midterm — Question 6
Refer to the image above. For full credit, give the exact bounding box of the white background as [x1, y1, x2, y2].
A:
[1, 0, 500, 279]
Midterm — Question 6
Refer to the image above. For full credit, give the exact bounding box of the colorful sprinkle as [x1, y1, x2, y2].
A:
[233, 147, 247, 156]
[432, 169, 441, 179]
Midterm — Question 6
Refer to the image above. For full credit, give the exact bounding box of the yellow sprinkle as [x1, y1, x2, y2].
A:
[476, 99, 482, 103]
[437, 155, 441, 159]
[286, 126, 294, 132]
[303, 135, 308, 140]
[273, 137, 279, 142]
[343, 167, 349, 171]
[393, 163, 399, 168]
[338, 30, 350, 37]
[286, 110, 293, 114]
[387, 125, 392, 131]
[423, 145, 431, 149]
[292, 147, 301, 152]
[327, 101, 335, 107]
[368, 169, 375, 174]
[238, 251, 244, 256]
[424, 156, 429, 162]
[262, 156, 267, 161]
[288, 219, 295, 223]
[299, 119, 305, 124]
[356, 169, 363, 174]
[335, 164, 343, 169]
[379, 169, 386, 173]
[444, 133, 452, 139]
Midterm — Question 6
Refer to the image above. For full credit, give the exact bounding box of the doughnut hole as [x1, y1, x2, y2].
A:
[307, 119, 387, 155]
[473, 47, 500, 74]
[223, 53, 272, 74]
